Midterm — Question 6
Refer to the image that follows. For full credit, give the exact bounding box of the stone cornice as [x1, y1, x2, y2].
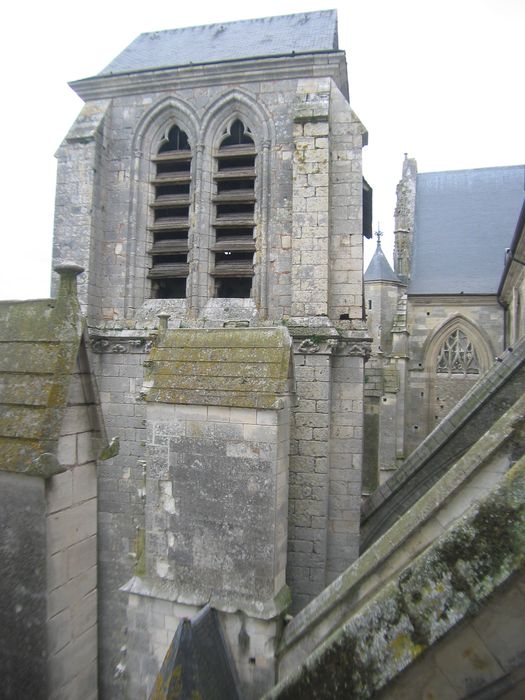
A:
[289, 321, 372, 359]
[408, 294, 500, 306]
[70, 52, 348, 102]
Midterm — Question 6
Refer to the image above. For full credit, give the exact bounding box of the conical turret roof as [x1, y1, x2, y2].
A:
[364, 240, 401, 283]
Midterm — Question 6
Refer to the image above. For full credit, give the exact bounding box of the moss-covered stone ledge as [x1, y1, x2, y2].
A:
[276, 393, 525, 679]
[264, 455, 525, 699]
[143, 326, 292, 409]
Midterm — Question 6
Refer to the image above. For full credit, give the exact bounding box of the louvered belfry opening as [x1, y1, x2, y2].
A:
[212, 120, 256, 298]
[148, 125, 191, 298]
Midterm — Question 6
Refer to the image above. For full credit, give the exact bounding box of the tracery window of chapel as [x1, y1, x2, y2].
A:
[148, 125, 191, 298]
[436, 329, 479, 376]
[211, 119, 256, 298]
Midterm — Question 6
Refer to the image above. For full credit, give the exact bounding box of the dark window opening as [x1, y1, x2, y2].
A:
[152, 254, 187, 266]
[156, 160, 191, 175]
[217, 179, 255, 193]
[216, 203, 254, 217]
[158, 125, 190, 153]
[155, 183, 190, 197]
[152, 278, 186, 299]
[153, 230, 189, 243]
[216, 277, 252, 298]
[212, 119, 257, 299]
[215, 227, 253, 241]
[217, 155, 255, 171]
[154, 206, 189, 220]
[221, 119, 254, 147]
[215, 251, 253, 265]
[149, 124, 191, 298]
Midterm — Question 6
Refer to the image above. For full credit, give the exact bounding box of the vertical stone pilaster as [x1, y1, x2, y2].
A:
[52, 101, 109, 321]
[288, 341, 333, 611]
[291, 80, 331, 317]
[328, 83, 367, 321]
[326, 350, 364, 579]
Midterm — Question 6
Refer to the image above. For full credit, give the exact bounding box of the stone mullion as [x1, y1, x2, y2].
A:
[256, 139, 271, 318]
[187, 142, 205, 316]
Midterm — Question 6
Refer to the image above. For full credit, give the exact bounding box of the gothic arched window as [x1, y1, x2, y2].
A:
[436, 329, 479, 376]
[148, 124, 192, 298]
[211, 119, 256, 298]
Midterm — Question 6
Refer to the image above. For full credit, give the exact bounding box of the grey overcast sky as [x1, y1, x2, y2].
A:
[0, 0, 523, 299]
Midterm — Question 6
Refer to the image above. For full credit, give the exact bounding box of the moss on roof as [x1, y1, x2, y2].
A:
[0, 267, 84, 477]
[145, 327, 292, 409]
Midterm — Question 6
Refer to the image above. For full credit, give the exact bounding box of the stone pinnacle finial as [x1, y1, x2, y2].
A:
[53, 261, 85, 305]
[157, 312, 171, 334]
[54, 261, 85, 277]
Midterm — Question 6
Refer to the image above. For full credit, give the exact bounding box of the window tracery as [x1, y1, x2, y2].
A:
[436, 329, 479, 376]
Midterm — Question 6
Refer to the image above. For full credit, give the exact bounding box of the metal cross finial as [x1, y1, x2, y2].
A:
[375, 225, 383, 246]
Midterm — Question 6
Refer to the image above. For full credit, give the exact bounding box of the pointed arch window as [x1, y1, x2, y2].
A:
[211, 119, 256, 298]
[148, 124, 192, 298]
[436, 329, 479, 376]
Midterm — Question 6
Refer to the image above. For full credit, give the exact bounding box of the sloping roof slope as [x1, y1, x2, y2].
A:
[0, 266, 84, 476]
[145, 327, 292, 409]
[409, 165, 525, 294]
[149, 606, 240, 700]
[364, 241, 401, 283]
[100, 11, 338, 75]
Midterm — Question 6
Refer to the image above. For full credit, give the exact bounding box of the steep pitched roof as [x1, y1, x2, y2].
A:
[149, 606, 240, 700]
[409, 165, 525, 295]
[101, 11, 338, 76]
[364, 241, 401, 283]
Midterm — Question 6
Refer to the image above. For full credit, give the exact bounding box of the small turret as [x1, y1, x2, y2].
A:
[364, 228, 404, 354]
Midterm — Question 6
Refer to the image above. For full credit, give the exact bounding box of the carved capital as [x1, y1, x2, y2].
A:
[295, 337, 340, 355]
[337, 339, 372, 360]
[90, 333, 153, 354]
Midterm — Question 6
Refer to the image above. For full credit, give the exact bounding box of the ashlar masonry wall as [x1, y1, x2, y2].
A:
[124, 400, 291, 699]
[0, 347, 100, 700]
[119, 325, 293, 699]
[45, 347, 100, 700]
[52, 48, 369, 698]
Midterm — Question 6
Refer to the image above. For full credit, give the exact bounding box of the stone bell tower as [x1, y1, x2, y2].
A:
[52, 10, 370, 698]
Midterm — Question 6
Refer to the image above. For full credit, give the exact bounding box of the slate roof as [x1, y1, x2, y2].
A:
[144, 327, 292, 409]
[100, 11, 338, 75]
[364, 241, 401, 283]
[408, 165, 525, 294]
[149, 606, 240, 700]
[0, 266, 84, 476]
